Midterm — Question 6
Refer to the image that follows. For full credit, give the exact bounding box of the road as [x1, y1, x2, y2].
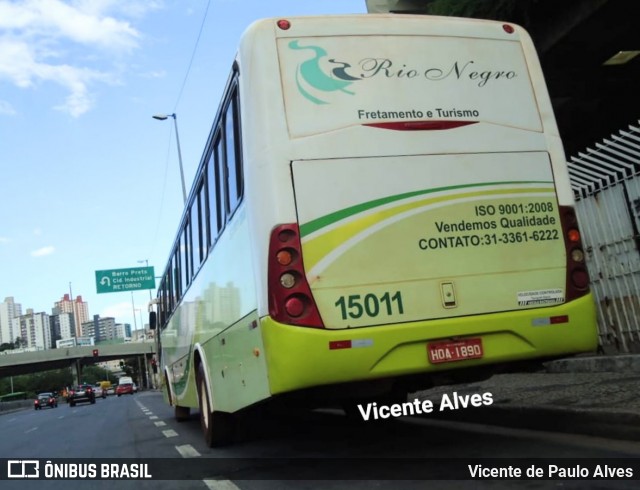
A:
[1, 391, 638, 489]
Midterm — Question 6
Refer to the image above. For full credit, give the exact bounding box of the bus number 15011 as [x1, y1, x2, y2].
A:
[335, 291, 404, 320]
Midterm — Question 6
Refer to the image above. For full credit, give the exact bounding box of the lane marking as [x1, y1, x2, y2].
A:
[203, 480, 241, 490]
[162, 429, 178, 438]
[175, 444, 201, 458]
[25, 427, 38, 434]
[149, 415, 158, 420]
[154, 421, 167, 427]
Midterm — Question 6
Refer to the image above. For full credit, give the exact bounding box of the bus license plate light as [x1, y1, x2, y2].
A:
[427, 338, 483, 364]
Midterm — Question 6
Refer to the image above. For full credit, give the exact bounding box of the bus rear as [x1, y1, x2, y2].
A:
[253, 15, 598, 397]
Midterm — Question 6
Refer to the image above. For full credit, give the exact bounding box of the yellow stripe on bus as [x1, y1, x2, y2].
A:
[302, 186, 556, 272]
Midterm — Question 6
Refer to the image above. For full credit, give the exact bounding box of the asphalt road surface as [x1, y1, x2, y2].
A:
[1, 390, 639, 489]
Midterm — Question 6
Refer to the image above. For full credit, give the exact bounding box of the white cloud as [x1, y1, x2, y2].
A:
[0, 236, 9, 243]
[31, 245, 55, 257]
[0, 100, 16, 115]
[72, 0, 163, 21]
[0, 0, 150, 116]
[0, 0, 141, 51]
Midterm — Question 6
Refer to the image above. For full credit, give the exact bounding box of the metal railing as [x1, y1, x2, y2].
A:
[569, 121, 640, 352]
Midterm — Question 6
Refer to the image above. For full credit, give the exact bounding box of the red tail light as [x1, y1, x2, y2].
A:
[268, 224, 324, 328]
[559, 206, 590, 302]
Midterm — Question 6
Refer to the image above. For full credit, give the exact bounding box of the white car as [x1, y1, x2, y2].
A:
[93, 384, 106, 398]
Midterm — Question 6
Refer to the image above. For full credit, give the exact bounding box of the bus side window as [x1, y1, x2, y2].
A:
[161, 280, 168, 327]
[165, 257, 174, 318]
[193, 181, 204, 267]
[224, 91, 243, 215]
[172, 249, 181, 303]
[206, 136, 224, 249]
[182, 220, 191, 288]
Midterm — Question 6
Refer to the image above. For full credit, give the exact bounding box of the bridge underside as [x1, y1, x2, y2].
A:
[0, 344, 155, 378]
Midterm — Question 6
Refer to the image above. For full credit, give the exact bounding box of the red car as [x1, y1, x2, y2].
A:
[116, 383, 134, 396]
[34, 392, 58, 410]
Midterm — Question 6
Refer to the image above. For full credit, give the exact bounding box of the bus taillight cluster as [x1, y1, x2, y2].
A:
[560, 206, 590, 302]
[268, 224, 324, 328]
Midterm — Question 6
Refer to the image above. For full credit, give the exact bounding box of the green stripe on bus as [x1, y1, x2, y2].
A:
[299, 181, 553, 237]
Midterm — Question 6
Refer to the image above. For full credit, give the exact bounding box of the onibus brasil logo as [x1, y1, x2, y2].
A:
[289, 40, 361, 104]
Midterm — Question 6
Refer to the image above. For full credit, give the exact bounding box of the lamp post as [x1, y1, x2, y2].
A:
[152, 113, 187, 204]
[137, 259, 154, 303]
[131, 292, 137, 332]
[135, 309, 144, 335]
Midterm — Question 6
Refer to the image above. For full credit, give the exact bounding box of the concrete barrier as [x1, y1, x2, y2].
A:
[0, 399, 33, 413]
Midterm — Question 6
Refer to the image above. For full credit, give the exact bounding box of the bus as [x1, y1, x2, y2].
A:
[149, 14, 598, 447]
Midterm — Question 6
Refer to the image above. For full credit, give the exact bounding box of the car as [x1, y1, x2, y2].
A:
[132, 383, 138, 393]
[67, 384, 96, 406]
[106, 386, 115, 396]
[93, 383, 106, 399]
[116, 383, 134, 396]
[34, 392, 58, 410]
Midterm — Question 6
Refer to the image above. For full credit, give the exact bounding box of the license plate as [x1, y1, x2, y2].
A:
[427, 338, 483, 364]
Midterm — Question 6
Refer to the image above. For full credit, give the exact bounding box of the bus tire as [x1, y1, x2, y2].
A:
[197, 363, 234, 447]
[174, 405, 190, 422]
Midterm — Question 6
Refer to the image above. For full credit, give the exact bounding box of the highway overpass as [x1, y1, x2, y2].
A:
[0, 342, 156, 382]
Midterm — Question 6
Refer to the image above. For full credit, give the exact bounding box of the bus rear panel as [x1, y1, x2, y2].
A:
[259, 15, 597, 396]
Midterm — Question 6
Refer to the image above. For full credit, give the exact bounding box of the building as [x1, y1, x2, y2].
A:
[81, 315, 130, 342]
[49, 312, 75, 347]
[54, 294, 89, 338]
[0, 297, 22, 346]
[14, 309, 51, 350]
[56, 338, 77, 348]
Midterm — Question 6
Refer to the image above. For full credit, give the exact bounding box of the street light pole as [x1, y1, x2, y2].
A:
[137, 259, 154, 303]
[131, 291, 137, 332]
[152, 113, 187, 204]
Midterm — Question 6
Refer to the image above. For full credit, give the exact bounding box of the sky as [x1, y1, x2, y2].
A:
[0, 0, 367, 335]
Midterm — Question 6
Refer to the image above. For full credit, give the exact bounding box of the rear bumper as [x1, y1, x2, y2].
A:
[70, 396, 94, 403]
[261, 293, 598, 395]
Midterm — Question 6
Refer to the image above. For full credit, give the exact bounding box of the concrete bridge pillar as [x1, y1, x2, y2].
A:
[69, 359, 82, 386]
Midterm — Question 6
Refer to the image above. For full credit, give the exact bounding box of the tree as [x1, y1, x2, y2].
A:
[0, 368, 73, 397]
[0, 342, 14, 352]
[78, 365, 117, 385]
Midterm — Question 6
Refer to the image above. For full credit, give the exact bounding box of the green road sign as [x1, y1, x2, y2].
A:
[95, 267, 155, 294]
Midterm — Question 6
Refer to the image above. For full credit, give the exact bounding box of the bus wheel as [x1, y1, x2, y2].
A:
[174, 405, 190, 421]
[196, 363, 234, 447]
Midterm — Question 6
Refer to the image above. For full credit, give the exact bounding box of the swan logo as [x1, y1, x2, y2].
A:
[289, 40, 361, 105]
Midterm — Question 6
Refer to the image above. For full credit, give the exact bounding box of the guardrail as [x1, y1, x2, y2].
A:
[0, 399, 33, 413]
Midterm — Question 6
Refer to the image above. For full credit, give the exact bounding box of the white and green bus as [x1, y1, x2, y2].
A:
[150, 14, 598, 446]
